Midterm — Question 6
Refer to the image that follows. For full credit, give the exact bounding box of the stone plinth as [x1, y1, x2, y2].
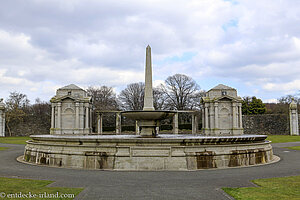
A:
[289, 100, 299, 135]
[24, 134, 274, 170]
[122, 111, 175, 137]
[201, 84, 243, 136]
[0, 99, 5, 137]
[50, 84, 92, 135]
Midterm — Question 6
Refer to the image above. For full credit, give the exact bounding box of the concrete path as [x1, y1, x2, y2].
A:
[0, 142, 300, 200]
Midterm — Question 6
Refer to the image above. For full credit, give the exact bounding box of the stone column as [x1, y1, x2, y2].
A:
[116, 112, 121, 134]
[85, 106, 89, 130]
[232, 102, 237, 129]
[202, 108, 205, 130]
[191, 113, 195, 134]
[173, 112, 179, 134]
[75, 102, 79, 129]
[89, 106, 93, 130]
[0, 100, 5, 137]
[238, 103, 243, 128]
[51, 104, 55, 129]
[214, 103, 219, 129]
[97, 113, 103, 134]
[289, 100, 299, 135]
[209, 104, 214, 129]
[194, 114, 198, 134]
[205, 105, 209, 129]
[57, 102, 62, 133]
[135, 120, 139, 135]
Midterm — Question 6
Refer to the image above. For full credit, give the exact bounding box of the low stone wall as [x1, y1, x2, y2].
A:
[242, 114, 291, 135]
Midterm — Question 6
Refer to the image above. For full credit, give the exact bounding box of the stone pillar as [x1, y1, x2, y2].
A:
[116, 112, 121, 134]
[75, 102, 79, 129]
[205, 105, 209, 129]
[289, 100, 299, 135]
[57, 102, 62, 133]
[135, 120, 139, 135]
[97, 113, 103, 134]
[85, 106, 89, 130]
[51, 104, 55, 129]
[194, 114, 198, 134]
[209, 104, 214, 129]
[0, 100, 5, 137]
[232, 102, 237, 129]
[89, 106, 93, 130]
[202, 108, 205, 130]
[191, 113, 195, 134]
[173, 112, 179, 134]
[238, 103, 243, 128]
[214, 103, 219, 129]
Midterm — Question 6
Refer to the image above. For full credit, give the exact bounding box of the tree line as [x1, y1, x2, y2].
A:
[88, 74, 204, 111]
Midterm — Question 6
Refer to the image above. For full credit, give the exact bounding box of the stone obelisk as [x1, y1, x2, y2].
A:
[143, 45, 155, 111]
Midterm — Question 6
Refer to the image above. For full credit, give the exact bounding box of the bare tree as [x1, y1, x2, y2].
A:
[118, 82, 144, 110]
[153, 85, 167, 110]
[278, 94, 300, 104]
[5, 92, 30, 136]
[162, 74, 203, 110]
[87, 86, 119, 110]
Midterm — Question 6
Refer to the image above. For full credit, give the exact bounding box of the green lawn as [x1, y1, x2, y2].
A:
[0, 135, 299, 145]
[287, 146, 300, 151]
[223, 175, 300, 200]
[266, 135, 300, 143]
[0, 177, 83, 200]
[0, 147, 9, 151]
[0, 137, 31, 145]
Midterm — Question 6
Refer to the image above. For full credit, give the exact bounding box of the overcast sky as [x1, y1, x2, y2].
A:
[1, 0, 300, 103]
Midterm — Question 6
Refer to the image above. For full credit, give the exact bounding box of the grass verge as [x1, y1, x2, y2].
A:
[0, 137, 31, 145]
[223, 175, 300, 200]
[0, 177, 83, 200]
[286, 146, 300, 151]
[266, 135, 300, 143]
[0, 147, 9, 151]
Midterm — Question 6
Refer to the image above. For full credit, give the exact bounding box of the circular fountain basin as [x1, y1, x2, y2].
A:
[23, 134, 274, 171]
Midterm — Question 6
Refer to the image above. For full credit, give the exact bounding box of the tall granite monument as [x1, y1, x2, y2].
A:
[50, 84, 92, 134]
[201, 84, 243, 136]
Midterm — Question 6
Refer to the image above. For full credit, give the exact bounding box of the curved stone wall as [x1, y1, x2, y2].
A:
[23, 135, 274, 170]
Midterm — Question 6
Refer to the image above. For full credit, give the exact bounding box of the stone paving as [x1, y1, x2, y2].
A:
[0, 142, 300, 200]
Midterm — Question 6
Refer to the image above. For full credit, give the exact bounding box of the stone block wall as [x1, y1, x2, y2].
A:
[5, 115, 50, 136]
[242, 114, 291, 135]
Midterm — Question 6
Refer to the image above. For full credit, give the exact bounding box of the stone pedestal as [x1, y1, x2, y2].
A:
[289, 100, 299, 136]
[139, 120, 159, 137]
[0, 99, 5, 137]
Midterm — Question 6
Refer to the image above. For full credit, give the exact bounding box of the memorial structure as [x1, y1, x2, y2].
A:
[201, 84, 243, 136]
[50, 84, 92, 134]
[0, 99, 5, 137]
[23, 45, 275, 170]
[289, 99, 299, 136]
